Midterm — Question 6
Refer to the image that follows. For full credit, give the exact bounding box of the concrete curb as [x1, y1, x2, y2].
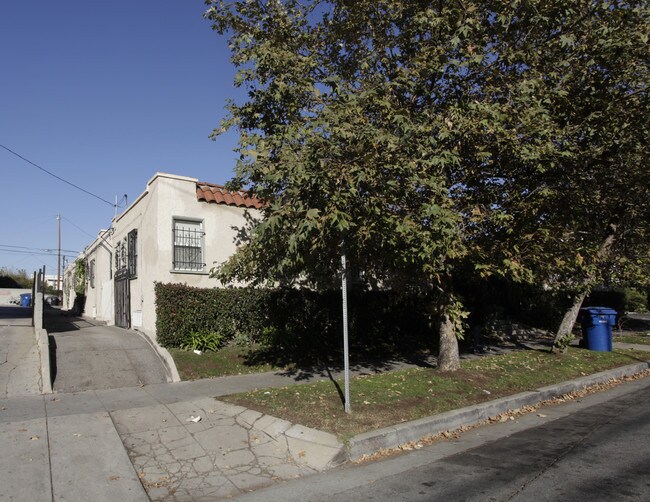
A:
[134, 329, 181, 383]
[346, 361, 650, 461]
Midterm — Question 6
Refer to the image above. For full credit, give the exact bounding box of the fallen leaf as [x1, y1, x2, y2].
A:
[298, 451, 306, 458]
[108, 475, 120, 481]
[18, 428, 27, 432]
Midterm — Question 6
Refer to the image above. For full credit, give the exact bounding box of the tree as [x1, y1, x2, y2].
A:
[442, 1, 650, 350]
[0, 267, 33, 288]
[205, 0, 649, 368]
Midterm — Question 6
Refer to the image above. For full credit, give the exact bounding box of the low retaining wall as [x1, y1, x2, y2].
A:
[0, 288, 31, 305]
[36, 328, 52, 394]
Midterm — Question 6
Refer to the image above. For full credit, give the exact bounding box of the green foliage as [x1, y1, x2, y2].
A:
[624, 288, 648, 313]
[73, 259, 86, 294]
[154, 282, 435, 361]
[0, 267, 33, 288]
[155, 282, 269, 348]
[587, 287, 649, 314]
[205, 0, 649, 364]
[179, 330, 224, 353]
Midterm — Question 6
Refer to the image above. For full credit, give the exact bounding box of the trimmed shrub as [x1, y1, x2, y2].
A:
[154, 283, 435, 360]
[585, 288, 627, 313]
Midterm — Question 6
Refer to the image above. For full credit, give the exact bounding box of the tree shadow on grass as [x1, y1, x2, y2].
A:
[237, 327, 441, 382]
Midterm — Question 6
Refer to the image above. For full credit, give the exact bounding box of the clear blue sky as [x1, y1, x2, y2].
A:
[0, 1, 243, 276]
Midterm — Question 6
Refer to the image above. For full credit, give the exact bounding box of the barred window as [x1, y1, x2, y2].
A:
[128, 229, 137, 277]
[115, 237, 127, 271]
[173, 219, 205, 272]
[89, 260, 95, 288]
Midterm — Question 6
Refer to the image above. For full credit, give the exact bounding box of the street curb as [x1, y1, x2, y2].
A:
[346, 361, 650, 461]
[133, 329, 181, 383]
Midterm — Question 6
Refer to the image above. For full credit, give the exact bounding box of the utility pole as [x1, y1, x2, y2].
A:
[57, 214, 61, 291]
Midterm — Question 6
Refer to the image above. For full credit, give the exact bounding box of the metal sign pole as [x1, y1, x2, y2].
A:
[341, 252, 351, 413]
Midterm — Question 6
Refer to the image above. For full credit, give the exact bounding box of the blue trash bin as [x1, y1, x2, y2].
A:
[579, 306, 617, 352]
[20, 293, 32, 307]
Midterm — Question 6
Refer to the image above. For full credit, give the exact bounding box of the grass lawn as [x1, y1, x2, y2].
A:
[220, 347, 650, 440]
[615, 334, 650, 345]
[169, 344, 283, 380]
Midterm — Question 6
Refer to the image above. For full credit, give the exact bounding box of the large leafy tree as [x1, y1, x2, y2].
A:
[447, 1, 650, 349]
[206, 0, 649, 368]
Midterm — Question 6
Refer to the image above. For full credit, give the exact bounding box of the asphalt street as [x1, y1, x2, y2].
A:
[234, 377, 650, 502]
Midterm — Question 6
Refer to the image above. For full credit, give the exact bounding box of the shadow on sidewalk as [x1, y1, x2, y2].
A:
[43, 307, 106, 334]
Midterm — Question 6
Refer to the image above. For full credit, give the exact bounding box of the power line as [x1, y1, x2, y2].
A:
[0, 244, 80, 254]
[0, 248, 77, 258]
[61, 216, 98, 240]
[0, 143, 115, 207]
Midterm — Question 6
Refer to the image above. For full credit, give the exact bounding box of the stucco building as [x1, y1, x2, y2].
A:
[64, 172, 262, 344]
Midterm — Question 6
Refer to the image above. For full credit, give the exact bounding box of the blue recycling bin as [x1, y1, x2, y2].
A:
[579, 306, 617, 352]
[20, 293, 32, 307]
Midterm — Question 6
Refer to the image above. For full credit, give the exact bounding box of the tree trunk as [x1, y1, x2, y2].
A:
[438, 312, 460, 371]
[552, 227, 617, 354]
[552, 289, 589, 353]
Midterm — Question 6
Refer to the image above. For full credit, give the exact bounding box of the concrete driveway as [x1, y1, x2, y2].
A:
[45, 309, 172, 393]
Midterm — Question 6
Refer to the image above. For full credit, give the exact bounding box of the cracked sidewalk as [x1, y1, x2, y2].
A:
[112, 397, 343, 501]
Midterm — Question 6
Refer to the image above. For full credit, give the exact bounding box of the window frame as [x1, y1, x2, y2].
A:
[88, 259, 95, 288]
[127, 229, 138, 278]
[172, 217, 206, 273]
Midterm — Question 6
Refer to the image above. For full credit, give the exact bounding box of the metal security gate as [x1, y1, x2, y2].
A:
[114, 269, 130, 328]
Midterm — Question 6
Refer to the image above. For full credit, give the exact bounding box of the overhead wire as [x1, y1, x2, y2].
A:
[0, 248, 77, 258]
[0, 244, 80, 254]
[61, 216, 98, 240]
[0, 143, 116, 208]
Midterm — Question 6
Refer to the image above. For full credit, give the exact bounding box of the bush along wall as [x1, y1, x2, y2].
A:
[154, 282, 435, 359]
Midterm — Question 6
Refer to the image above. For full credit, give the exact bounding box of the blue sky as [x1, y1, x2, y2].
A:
[0, 1, 243, 276]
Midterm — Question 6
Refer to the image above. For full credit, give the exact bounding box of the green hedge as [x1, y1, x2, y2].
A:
[586, 287, 649, 313]
[154, 282, 435, 358]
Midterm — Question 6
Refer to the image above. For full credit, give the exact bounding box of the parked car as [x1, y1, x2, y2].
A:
[45, 295, 61, 306]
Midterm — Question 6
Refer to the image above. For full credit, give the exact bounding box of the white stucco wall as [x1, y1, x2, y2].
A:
[62, 262, 77, 310]
[0, 288, 31, 305]
[95, 172, 261, 343]
[83, 230, 114, 322]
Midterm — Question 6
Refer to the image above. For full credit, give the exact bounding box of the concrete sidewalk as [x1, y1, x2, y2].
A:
[2, 356, 648, 501]
[0, 308, 42, 399]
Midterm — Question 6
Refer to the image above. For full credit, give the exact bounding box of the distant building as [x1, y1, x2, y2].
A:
[44, 274, 60, 290]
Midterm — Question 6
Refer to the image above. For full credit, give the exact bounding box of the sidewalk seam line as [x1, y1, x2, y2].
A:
[44, 396, 55, 502]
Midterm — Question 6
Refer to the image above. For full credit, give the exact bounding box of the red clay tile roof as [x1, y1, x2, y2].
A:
[196, 182, 263, 209]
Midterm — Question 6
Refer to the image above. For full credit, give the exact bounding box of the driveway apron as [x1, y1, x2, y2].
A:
[45, 312, 171, 392]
